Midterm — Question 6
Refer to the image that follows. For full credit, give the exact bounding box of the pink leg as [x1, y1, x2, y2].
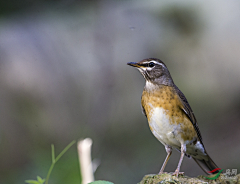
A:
[158, 145, 172, 174]
[172, 144, 186, 177]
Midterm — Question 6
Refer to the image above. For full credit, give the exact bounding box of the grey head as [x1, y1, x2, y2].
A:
[127, 58, 174, 86]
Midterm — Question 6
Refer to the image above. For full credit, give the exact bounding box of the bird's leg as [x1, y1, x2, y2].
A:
[158, 145, 172, 174]
[172, 144, 186, 177]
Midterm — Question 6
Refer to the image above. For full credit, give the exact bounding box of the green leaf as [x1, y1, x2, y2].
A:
[37, 176, 45, 184]
[25, 180, 40, 184]
[89, 181, 114, 184]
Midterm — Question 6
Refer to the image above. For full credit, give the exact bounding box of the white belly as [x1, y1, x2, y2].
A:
[148, 106, 208, 160]
[149, 107, 181, 148]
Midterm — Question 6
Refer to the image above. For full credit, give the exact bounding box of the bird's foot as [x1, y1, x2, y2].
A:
[172, 170, 184, 177]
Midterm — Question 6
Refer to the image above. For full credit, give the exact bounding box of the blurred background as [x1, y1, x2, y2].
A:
[0, 0, 240, 183]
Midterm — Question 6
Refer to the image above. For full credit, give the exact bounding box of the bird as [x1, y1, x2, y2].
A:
[127, 58, 220, 177]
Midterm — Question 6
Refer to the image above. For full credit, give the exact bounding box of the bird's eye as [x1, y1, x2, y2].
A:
[149, 62, 155, 67]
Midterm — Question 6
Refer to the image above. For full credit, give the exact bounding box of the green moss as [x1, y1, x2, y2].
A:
[139, 173, 240, 184]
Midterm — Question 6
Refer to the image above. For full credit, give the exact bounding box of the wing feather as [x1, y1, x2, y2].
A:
[174, 85, 203, 142]
[141, 103, 147, 117]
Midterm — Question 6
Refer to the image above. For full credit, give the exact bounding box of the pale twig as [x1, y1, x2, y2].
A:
[78, 138, 94, 184]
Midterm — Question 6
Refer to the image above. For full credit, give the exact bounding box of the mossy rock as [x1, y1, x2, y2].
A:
[139, 173, 240, 184]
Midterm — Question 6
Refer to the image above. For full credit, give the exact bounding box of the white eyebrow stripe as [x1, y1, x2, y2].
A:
[149, 60, 164, 66]
[142, 60, 164, 67]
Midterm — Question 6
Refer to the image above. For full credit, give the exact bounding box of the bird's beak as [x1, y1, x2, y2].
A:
[127, 62, 140, 67]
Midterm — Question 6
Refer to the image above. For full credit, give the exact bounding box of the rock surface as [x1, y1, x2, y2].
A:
[139, 173, 240, 184]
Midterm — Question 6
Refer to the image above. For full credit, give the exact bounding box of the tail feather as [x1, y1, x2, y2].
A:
[193, 154, 220, 175]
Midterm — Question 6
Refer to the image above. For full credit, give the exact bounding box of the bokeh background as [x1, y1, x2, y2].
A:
[1, 0, 240, 183]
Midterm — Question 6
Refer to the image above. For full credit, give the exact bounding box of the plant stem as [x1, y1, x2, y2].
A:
[45, 140, 76, 184]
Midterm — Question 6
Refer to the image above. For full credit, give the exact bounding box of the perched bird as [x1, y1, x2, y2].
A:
[127, 58, 219, 176]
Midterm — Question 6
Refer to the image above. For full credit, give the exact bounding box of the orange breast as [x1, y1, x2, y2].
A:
[141, 85, 181, 122]
[141, 85, 197, 142]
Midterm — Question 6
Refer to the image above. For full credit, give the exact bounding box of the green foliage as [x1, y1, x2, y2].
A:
[89, 181, 114, 184]
[25, 140, 76, 184]
[25, 176, 45, 184]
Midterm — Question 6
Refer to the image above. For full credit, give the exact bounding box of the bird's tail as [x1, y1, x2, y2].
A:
[193, 154, 220, 175]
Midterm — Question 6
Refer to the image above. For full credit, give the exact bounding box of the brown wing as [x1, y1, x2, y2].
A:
[141, 104, 147, 118]
[174, 85, 203, 142]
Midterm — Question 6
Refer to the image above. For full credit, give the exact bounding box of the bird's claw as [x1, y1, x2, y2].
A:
[172, 170, 184, 177]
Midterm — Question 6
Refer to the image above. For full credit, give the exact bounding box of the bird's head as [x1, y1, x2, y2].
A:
[127, 58, 174, 86]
